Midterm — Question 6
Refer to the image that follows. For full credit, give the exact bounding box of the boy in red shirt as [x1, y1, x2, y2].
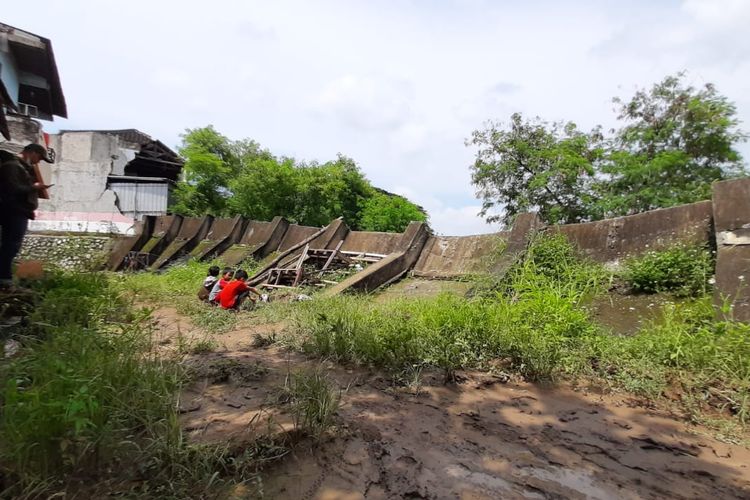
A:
[217, 269, 262, 310]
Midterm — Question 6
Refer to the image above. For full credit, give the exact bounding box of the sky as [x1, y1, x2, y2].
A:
[5, 0, 750, 235]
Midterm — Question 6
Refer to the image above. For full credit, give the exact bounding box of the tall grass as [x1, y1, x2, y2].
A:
[0, 270, 281, 497]
[0, 272, 184, 493]
[284, 234, 750, 422]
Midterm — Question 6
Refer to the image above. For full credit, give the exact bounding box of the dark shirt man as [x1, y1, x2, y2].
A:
[0, 144, 52, 287]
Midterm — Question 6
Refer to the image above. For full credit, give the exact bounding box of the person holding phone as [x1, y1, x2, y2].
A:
[0, 143, 53, 288]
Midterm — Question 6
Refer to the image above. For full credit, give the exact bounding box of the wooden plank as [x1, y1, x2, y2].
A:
[295, 244, 310, 270]
[248, 224, 330, 285]
[260, 283, 298, 289]
[321, 240, 344, 273]
[341, 251, 387, 258]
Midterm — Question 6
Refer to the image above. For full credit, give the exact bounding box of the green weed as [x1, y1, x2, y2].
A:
[623, 244, 714, 297]
[281, 369, 340, 440]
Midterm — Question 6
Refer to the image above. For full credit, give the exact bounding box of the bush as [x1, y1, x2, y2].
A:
[623, 244, 713, 297]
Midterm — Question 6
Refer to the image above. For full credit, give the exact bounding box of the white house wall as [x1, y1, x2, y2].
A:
[33, 131, 138, 235]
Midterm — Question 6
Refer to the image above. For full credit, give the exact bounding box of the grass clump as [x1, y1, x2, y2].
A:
[281, 369, 340, 440]
[622, 244, 713, 297]
[0, 272, 183, 494]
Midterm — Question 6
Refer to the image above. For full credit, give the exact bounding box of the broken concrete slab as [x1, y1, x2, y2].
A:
[219, 216, 290, 266]
[277, 224, 321, 252]
[107, 216, 155, 270]
[324, 221, 430, 295]
[190, 216, 245, 261]
[150, 216, 213, 270]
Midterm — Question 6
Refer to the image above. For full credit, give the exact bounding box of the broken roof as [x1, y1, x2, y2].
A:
[59, 128, 184, 182]
[0, 22, 67, 119]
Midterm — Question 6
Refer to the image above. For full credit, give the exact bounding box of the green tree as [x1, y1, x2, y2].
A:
[359, 192, 428, 232]
[469, 113, 602, 226]
[596, 73, 747, 217]
[170, 127, 428, 230]
[170, 126, 238, 216]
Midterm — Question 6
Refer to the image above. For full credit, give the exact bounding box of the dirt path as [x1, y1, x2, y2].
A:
[153, 308, 750, 499]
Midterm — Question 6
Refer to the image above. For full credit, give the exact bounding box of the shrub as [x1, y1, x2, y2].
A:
[623, 244, 713, 297]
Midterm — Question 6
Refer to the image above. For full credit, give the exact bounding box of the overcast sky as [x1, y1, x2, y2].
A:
[5, 0, 750, 234]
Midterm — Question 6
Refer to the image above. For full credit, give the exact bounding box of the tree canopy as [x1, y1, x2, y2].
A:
[170, 126, 427, 232]
[469, 74, 747, 226]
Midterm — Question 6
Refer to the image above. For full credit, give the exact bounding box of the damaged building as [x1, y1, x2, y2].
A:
[0, 21, 66, 149]
[35, 129, 184, 234]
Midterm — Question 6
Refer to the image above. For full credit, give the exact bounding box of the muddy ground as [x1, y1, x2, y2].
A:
[153, 308, 750, 499]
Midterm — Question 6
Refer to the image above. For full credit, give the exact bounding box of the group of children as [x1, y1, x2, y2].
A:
[198, 266, 263, 310]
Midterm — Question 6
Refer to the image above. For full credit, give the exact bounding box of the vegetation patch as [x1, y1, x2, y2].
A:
[281, 235, 749, 424]
[622, 244, 714, 297]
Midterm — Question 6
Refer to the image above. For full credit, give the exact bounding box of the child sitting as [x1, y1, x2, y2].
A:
[208, 268, 234, 304]
[198, 265, 221, 301]
[216, 269, 262, 310]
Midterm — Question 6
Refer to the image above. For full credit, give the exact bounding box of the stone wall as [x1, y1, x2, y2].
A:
[18, 234, 113, 271]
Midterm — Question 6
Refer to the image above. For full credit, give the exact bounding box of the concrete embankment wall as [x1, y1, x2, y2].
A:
[27, 176, 750, 320]
[555, 201, 714, 264]
[413, 233, 508, 278]
[278, 225, 320, 252]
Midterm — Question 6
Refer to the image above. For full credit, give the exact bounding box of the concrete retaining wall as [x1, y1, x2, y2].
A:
[221, 217, 290, 266]
[713, 178, 750, 322]
[556, 201, 714, 264]
[341, 231, 402, 255]
[278, 224, 320, 252]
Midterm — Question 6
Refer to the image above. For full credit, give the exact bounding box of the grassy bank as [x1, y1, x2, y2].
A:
[280, 235, 749, 424]
[0, 269, 337, 497]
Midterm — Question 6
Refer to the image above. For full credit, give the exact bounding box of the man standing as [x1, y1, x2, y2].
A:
[0, 144, 52, 288]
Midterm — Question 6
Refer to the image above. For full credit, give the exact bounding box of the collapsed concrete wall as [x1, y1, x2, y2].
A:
[324, 222, 431, 295]
[341, 231, 402, 255]
[278, 224, 320, 252]
[219, 217, 290, 266]
[190, 216, 245, 261]
[555, 201, 714, 264]
[150, 216, 213, 270]
[95, 180, 750, 323]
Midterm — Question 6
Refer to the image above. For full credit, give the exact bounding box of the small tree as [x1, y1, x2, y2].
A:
[596, 73, 747, 216]
[469, 113, 602, 226]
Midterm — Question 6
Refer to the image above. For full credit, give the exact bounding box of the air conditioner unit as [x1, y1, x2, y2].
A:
[17, 103, 38, 117]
